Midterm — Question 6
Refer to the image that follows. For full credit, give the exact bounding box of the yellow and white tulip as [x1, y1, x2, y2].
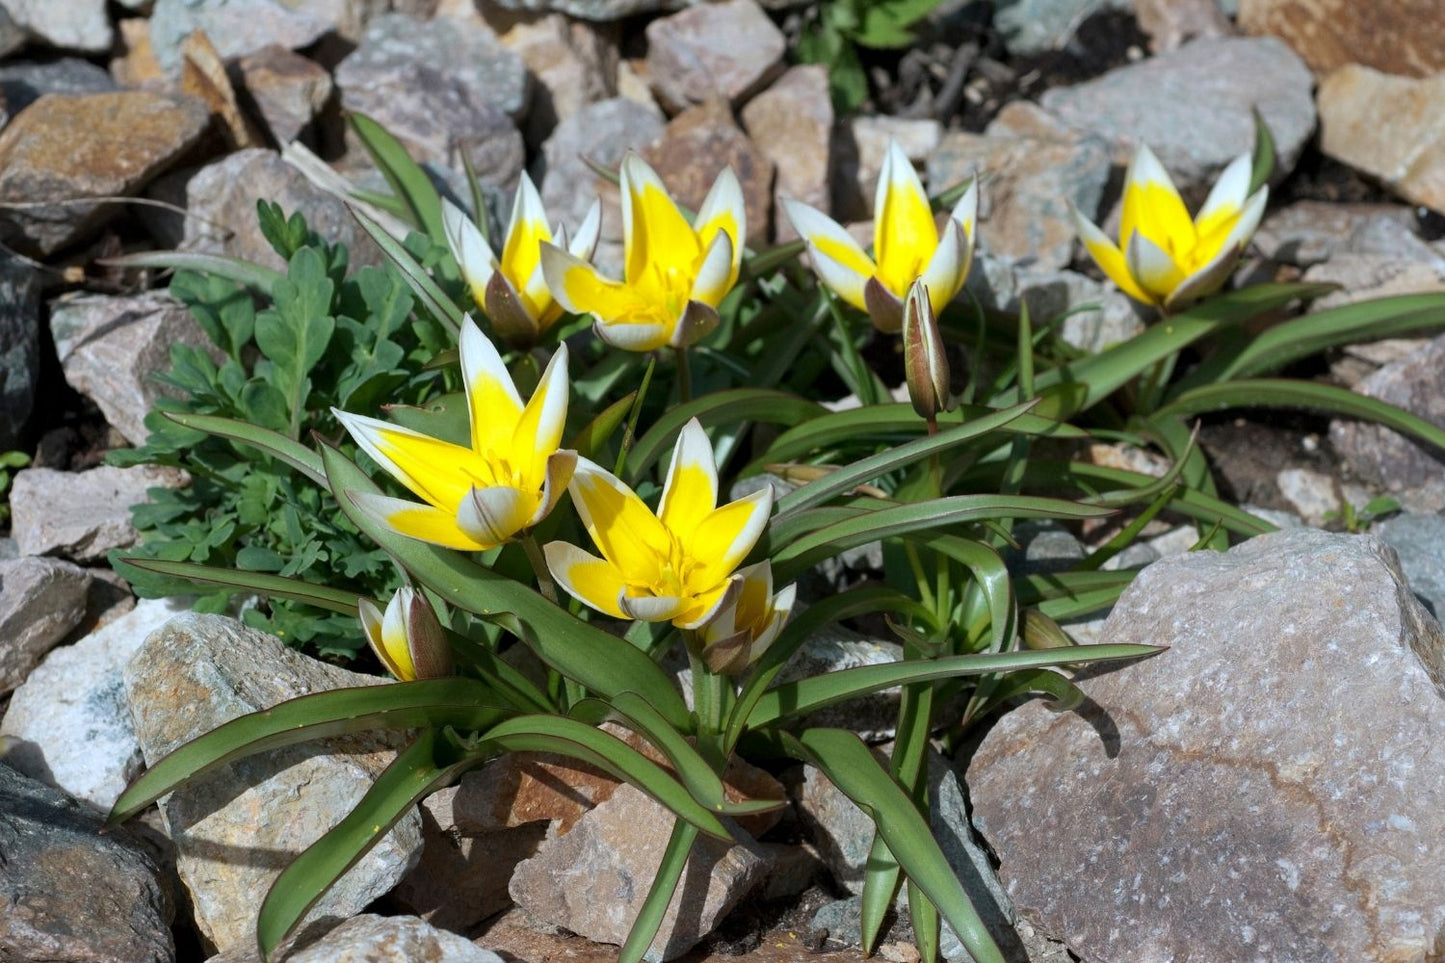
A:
[358, 587, 452, 682]
[543, 418, 772, 629]
[334, 318, 576, 551]
[443, 174, 600, 347]
[782, 139, 978, 334]
[693, 560, 796, 675]
[1071, 144, 1267, 311]
[540, 153, 745, 353]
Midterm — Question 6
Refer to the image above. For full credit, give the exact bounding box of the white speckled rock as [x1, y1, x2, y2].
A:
[9, 464, 188, 563]
[0, 555, 91, 696]
[968, 528, 1445, 961]
[124, 614, 423, 955]
[207, 914, 507, 963]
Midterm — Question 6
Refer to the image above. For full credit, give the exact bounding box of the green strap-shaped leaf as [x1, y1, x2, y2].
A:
[627, 388, 826, 483]
[349, 112, 446, 245]
[113, 557, 360, 614]
[351, 207, 464, 337]
[772, 495, 1112, 582]
[569, 390, 638, 462]
[908, 533, 1014, 653]
[782, 728, 1005, 963]
[618, 820, 700, 963]
[162, 412, 326, 486]
[320, 443, 693, 730]
[108, 679, 512, 824]
[774, 401, 1040, 520]
[1248, 108, 1276, 194]
[98, 250, 284, 295]
[1155, 379, 1445, 456]
[746, 643, 1160, 728]
[257, 729, 476, 958]
[574, 692, 727, 809]
[859, 831, 903, 952]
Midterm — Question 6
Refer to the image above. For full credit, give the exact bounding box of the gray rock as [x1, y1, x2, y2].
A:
[968, 528, 1445, 961]
[336, 14, 528, 186]
[0, 5, 24, 59]
[1040, 37, 1315, 189]
[965, 250, 1145, 354]
[1253, 201, 1423, 268]
[834, 116, 943, 222]
[0, 92, 212, 256]
[149, 0, 333, 73]
[123, 613, 423, 954]
[0, 58, 117, 114]
[778, 622, 903, 742]
[742, 64, 834, 242]
[237, 45, 334, 147]
[994, 0, 1131, 54]
[0, 762, 174, 963]
[0, 556, 91, 698]
[0, 252, 39, 450]
[50, 290, 219, 446]
[536, 96, 665, 276]
[1302, 253, 1445, 312]
[162, 148, 384, 271]
[928, 102, 1112, 270]
[1376, 512, 1445, 620]
[509, 781, 770, 961]
[645, 0, 785, 114]
[3, 0, 111, 52]
[493, 12, 618, 147]
[481, 0, 684, 18]
[210, 914, 507, 963]
[1, 598, 190, 811]
[1274, 466, 1339, 526]
[10, 465, 188, 563]
[1329, 332, 1445, 497]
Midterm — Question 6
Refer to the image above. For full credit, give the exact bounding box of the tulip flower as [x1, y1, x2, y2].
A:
[1070, 144, 1267, 312]
[334, 318, 576, 551]
[443, 174, 601, 348]
[543, 418, 772, 629]
[540, 153, 745, 353]
[782, 139, 978, 334]
[901, 279, 952, 422]
[693, 561, 796, 676]
[358, 587, 452, 682]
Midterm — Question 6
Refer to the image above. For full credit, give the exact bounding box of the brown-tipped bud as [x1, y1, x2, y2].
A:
[484, 270, 541, 350]
[359, 587, 453, 681]
[902, 279, 951, 420]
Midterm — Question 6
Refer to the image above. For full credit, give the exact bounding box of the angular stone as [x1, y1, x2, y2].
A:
[149, 0, 334, 74]
[49, 290, 219, 446]
[1302, 253, 1445, 311]
[510, 781, 770, 960]
[336, 14, 528, 186]
[0, 58, 117, 114]
[10, 465, 188, 563]
[1040, 37, 1315, 190]
[1, 598, 191, 811]
[834, 116, 942, 222]
[165, 148, 384, 271]
[968, 528, 1445, 961]
[208, 914, 507, 963]
[0, 763, 174, 963]
[1253, 201, 1421, 268]
[993, 0, 1131, 54]
[742, 65, 833, 243]
[0, 252, 40, 450]
[0, 5, 22, 59]
[112, 17, 166, 88]
[180, 28, 265, 150]
[237, 45, 334, 147]
[1318, 65, 1445, 215]
[0, 92, 211, 256]
[1240, 0, 1445, 77]
[124, 614, 424, 954]
[538, 96, 666, 276]
[1274, 466, 1339, 526]
[1376, 513, 1445, 621]
[929, 102, 1111, 270]
[3, 0, 111, 52]
[1134, 0, 1233, 53]
[492, 11, 618, 146]
[484, 0, 682, 16]
[965, 252, 1145, 353]
[0, 556, 91, 698]
[1328, 331, 1445, 498]
[643, 97, 773, 246]
[645, 0, 784, 114]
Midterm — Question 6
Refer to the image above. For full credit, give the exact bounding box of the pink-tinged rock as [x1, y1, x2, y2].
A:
[509, 782, 771, 960]
[492, 11, 618, 146]
[1134, 0, 1233, 52]
[1318, 65, 1445, 215]
[1240, 0, 1445, 77]
[834, 116, 942, 222]
[9, 465, 189, 563]
[236, 45, 333, 147]
[968, 528, 1445, 961]
[741, 65, 833, 243]
[643, 98, 773, 246]
[0, 556, 92, 697]
[645, 0, 785, 115]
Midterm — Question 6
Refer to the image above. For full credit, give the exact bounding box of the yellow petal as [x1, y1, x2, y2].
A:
[349, 491, 492, 551]
[443, 199, 496, 305]
[359, 597, 410, 680]
[621, 153, 701, 285]
[658, 419, 718, 535]
[335, 409, 496, 510]
[568, 457, 671, 584]
[457, 485, 538, 547]
[688, 488, 772, 589]
[620, 591, 689, 623]
[510, 343, 570, 485]
[459, 319, 525, 457]
[540, 243, 652, 325]
[693, 166, 746, 281]
[544, 541, 629, 619]
[1120, 144, 1195, 265]
[1069, 205, 1153, 305]
[500, 172, 553, 294]
[688, 230, 735, 309]
[1126, 231, 1186, 302]
[874, 140, 938, 296]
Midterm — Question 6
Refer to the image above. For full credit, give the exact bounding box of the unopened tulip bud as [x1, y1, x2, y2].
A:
[694, 562, 796, 676]
[358, 587, 453, 681]
[902, 279, 951, 422]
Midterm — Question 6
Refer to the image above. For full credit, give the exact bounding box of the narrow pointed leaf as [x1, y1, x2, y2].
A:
[619, 820, 699, 963]
[98, 251, 283, 295]
[163, 412, 326, 486]
[627, 389, 826, 483]
[113, 557, 359, 614]
[351, 207, 464, 337]
[859, 833, 902, 952]
[575, 692, 726, 808]
[570, 390, 638, 461]
[349, 112, 446, 244]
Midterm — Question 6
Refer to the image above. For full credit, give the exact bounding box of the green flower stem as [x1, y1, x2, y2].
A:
[613, 355, 657, 477]
[903, 541, 937, 616]
[520, 533, 558, 605]
[675, 346, 693, 404]
[686, 639, 731, 773]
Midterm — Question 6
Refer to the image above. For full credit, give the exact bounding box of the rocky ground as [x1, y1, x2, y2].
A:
[3, 0, 1445, 961]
